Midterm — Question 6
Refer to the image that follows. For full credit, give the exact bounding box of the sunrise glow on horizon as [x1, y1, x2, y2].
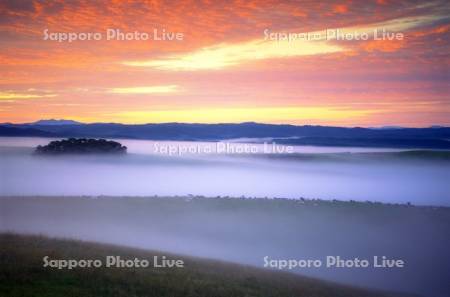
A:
[0, 0, 449, 127]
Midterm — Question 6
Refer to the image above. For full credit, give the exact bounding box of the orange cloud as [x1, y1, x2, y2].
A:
[333, 4, 349, 14]
[0, 0, 448, 126]
[361, 39, 405, 52]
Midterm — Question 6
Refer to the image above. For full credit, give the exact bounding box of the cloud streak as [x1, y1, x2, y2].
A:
[122, 13, 448, 71]
[107, 85, 181, 94]
[123, 39, 343, 70]
[0, 92, 57, 100]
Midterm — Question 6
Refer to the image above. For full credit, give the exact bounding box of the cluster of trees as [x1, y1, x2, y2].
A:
[35, 138, 127, 155]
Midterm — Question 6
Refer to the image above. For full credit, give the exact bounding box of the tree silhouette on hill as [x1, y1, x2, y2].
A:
[35, 138, 127, 155]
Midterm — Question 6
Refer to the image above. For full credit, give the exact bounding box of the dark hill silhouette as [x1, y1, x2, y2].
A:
[0, 126, 55, 137]
[1, 121, 450, 149]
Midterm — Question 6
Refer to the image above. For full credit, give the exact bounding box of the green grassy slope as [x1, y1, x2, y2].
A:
[0, 234, 409, 297]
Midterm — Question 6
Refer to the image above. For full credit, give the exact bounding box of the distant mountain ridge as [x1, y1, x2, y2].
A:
[1, 120, 450, 149]
[31, 119, 82, 125]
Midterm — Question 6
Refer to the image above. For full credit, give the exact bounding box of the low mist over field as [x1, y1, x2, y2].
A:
[1, 197, 449, 297]
[1, 137, 450, 297]
[0, 140, 449, 205]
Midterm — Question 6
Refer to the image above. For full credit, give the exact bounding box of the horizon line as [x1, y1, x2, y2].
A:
[1, 119, 449, 129]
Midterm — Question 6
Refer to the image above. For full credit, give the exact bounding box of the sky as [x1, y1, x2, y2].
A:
[0, 0, 449, 127]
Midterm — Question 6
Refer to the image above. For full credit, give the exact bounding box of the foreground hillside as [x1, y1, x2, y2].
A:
[0, 234, 407, 297]
[2, 196, 449, 297]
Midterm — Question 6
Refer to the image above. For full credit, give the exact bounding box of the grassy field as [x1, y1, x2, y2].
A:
[1, 196, 449, 297]
[0, 233, 415, 297]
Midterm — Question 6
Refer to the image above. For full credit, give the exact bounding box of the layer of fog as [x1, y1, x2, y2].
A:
[0, 139, 449, 206]
[1, 197, 449, 297]
[0, 136, 408, 154]
[1, 138, 449, 296]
